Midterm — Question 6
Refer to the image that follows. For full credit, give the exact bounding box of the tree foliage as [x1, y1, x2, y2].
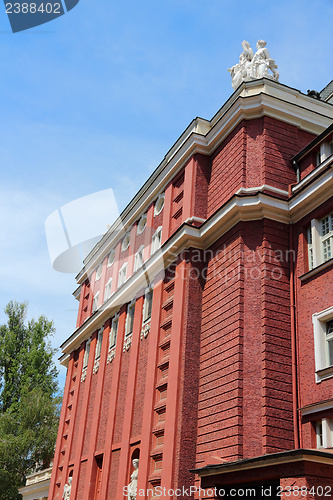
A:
[0, 301, 61, 500]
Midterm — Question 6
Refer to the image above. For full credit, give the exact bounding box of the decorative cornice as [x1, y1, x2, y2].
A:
[75, 79, 333, 285]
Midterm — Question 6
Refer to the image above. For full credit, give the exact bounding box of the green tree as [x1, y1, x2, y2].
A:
[0, 301, 61, 500]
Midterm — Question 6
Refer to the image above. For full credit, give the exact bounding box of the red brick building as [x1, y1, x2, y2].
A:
[49, 78, 333, 500]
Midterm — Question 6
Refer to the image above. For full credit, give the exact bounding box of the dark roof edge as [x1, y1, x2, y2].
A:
[191, 448, 333, 475]
[291, 122, 333, 164]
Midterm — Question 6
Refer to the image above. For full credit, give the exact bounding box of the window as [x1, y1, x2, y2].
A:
[308, 213, 333, 270]
[151, 226, 162, 254]
[134, 246, 144, 272]
[95, 263, 103, 281]
[121, 232, 131, 252]
[109, 314, 119, 348]
[92, 292, 100, 313]
[107, 249, 115, 267]
[154, 193, 165, 216]
[316, 418, 333, 448]
[125, 300, 135, 336]
[143, 287, 153, 323]
[137, 214, 147, 235]
[104, 278, 112, 301]
[83, 338, 91, 370]
[317, 141, 333, 165]
[95, 328, 103, 360]
[313, 306, 333, 382]
[118, 263, 128, 287]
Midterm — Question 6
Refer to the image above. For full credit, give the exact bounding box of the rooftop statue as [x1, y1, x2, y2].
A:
[228, 40, 279, 90]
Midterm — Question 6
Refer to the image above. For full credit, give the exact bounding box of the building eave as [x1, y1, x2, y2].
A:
[192, 449, 333, 478]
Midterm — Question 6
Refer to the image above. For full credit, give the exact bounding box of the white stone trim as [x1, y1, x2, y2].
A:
[301, 399, 333, 416]
[235, 184, 289, 196]
[313, 306, 333, 383]
[154, 193, 165, 216]
[137, 214, 147, 235]
[121, 231, 131, 252]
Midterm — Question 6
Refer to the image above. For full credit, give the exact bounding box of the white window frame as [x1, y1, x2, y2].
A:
[95, 328, 104, 360]
[107, 249, 115, 267]
[313, 305, 333, 382]
[308, 213, 333, 270]
[121, 232, 131, 252]
[104, 278, 113, 301]
[154, 193, 165, 216]
[92, 291, 100, 313]
[95, 263, 103, 281]
[151, 226, 162, 255]
[316, 418, 333, 448]
[137, 214, 147, 235]
[118, 263, 128, 287]
[83, 338, 91, 370]
[143, 285, 153, 324]
[125, 299, 136, 337]
[134, 245, 144, 272]
[109, 313, 119, 349]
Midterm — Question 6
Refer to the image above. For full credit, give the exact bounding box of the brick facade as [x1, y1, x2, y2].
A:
[50, 79, 333, 499]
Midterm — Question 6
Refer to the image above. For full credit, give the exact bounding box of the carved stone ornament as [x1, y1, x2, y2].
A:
[93, 358, 100, 374]
[107, 346, 116, 363]
[80, 367, 87, 383]
[123, 335, 132, 352]
[62, 477, 72, 500]
[141, 320, 151, 340]
[228, 40, 279, 90]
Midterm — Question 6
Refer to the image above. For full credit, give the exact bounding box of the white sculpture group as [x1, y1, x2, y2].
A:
[228, 40, 279, 90]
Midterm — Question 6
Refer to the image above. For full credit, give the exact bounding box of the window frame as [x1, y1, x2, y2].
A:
[315, 418, 333, 448]
[95, 263, 103, 281]
[151, 226, 162, 255]
[143, 285, 153, 324]
[107, 249, 115, 267]
[125, 300, 136, 337]
[109, 313, 119, 349]
[154, 193, 165, 216]
[118, 262, 128, 287]
[104, 277, 113, 301]
[95, 328, 104, 360]
[83, 338, 91, 370]
[313, 305, 333, 382]
[134, 245, 144, 272]
[92, 291, 100, 313]
[308, 213, 333, 270]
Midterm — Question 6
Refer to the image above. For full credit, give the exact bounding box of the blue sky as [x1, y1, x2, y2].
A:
[0, 0, 332, 390]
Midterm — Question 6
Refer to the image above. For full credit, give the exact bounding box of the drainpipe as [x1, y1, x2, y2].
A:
[289, 222, 300, 449]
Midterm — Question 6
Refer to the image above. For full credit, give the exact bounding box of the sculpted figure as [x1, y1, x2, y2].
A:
[62, 477, 72, 500]
[252, 40, 279, 81]
[228, 40, 254, 90]
[127, 459, 139, 500]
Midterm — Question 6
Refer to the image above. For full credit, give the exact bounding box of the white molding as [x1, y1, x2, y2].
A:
[236, 184, 289, 196]
[301, 399, 333, 416]
[313, 306, 333, 383]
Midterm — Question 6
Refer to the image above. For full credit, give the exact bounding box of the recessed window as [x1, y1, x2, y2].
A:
[316, 418, 333, 448]
[95, 328, 103, 360]
[125, 300, 135, 337]
[121, 232, 131, 252]
[83, 338, 91, 370]
[92, 292, 100, 313]
[95, 263, 103, 281]
[154, 193, 165, 216]
[137, 214, 147, 235]
[104, 278, 112, 301]
[107, 249, 115, 267]
[134, 246, 144, 272]
[143, 287, 153, 323]
[307, 213, 333, 270]
[313, 306, 333, 382]
[118, 263, 128, 287]
[109, 314, 119, 348]
[151, 227, 162, 255]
